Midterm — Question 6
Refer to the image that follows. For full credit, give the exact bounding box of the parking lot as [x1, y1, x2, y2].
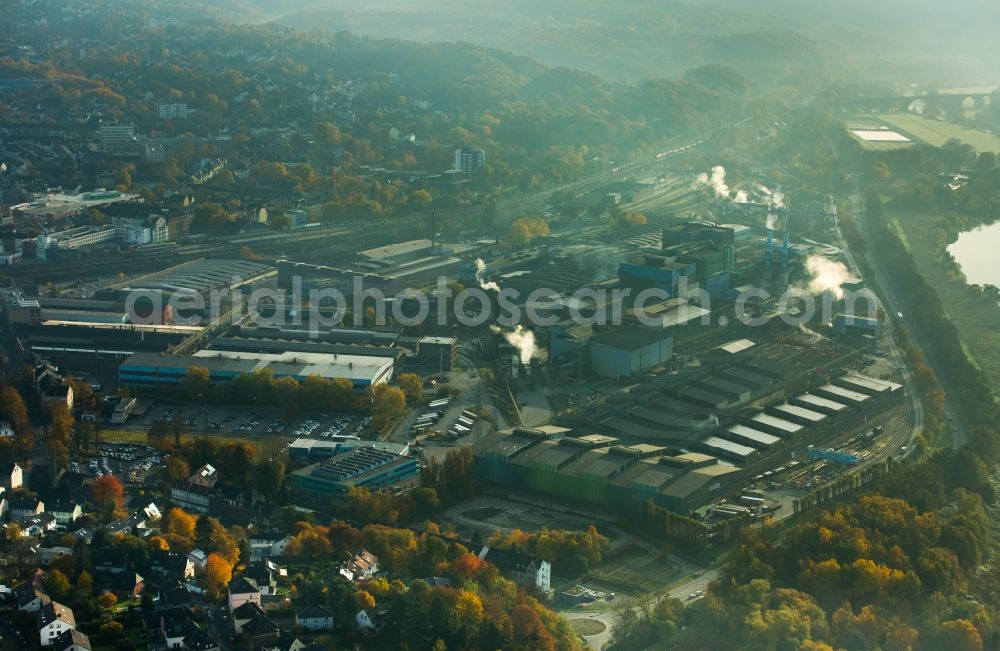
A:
[71, 442, 164, 484]
[135, 405, 376, 441]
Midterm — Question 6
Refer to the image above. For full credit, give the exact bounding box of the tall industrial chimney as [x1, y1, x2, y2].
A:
[782, 230, 789, 256]
[766, 229, 773, 255]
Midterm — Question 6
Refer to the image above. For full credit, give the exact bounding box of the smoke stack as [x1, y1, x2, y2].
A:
[782, 230, 789, 256]
[766, 229, 773, 256]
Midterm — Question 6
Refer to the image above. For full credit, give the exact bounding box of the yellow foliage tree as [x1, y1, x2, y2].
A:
[203, 552, 233, 599]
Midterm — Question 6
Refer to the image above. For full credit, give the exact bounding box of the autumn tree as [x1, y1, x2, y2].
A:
[285, 523, 333, 559]
[165, 456, 190, 483]
[203, 552, 233, 599]
[147, 420, 170, 451]
[100, 621, 124, 636]
[1, 385, 33, 453]
[161, 507, 197, 550]
[411, 189, 433, 206]
[91, 474, 125, 519]
[71, 420, 96, 456]
[369, 385, 406, 434]
[196, 516, 240, 568]
[396, 373, 423, 405]
[508, 216, 550, 247]
[97, 592, 118, 612]
[76, 570, 93, 597]
[46, 402, 74, 466]
[182, 366, 212, 402]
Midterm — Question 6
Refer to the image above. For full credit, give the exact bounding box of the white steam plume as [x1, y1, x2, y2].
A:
[475, 258, 500, 292]
[493, 324, 536, 364]
[755, 182, 784, 209]
[697, 165, 730, 198]
[805, 255, 851, 300]
[765, 214, 777, 230]
[733, 190, 749, 203]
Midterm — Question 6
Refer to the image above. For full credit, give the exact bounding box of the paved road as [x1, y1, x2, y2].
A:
[518, 388, 554, 428]
[565, 568, 721, 650]
[851, 181, 966, 448]
[837, 187, 925, 456]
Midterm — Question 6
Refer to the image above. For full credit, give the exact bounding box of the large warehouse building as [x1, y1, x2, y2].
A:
[119, 350, 394, 391]
[588, 326, 673, 379]
[289, 446, 419, 497]
[473, 428, 741, 515]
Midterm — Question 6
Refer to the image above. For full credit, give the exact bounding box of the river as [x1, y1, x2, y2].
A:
[949, 221, 1000, 287]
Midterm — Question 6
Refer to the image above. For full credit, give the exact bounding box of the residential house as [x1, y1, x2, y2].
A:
[232, 602, 267, 635]
[36, 544, 73, 566]
[94, 559, 128, 575]
[269, 631, 304, 651]
[160, 582, 194, 608]
[242, 561, 278, 595]
[157, 607, 196, 649]
[0, 461, 23, 490]
[20, 513, 57, 536]
[46, 499, 82, 526]
[170, 482, 211, 514]
[104, 512, 148, 536]
[294, 606, 334, 632]
[36, 601, 76, 647]
[248, 531, 292, 562]
[15, 583, 50, 611]
[151, 550, 195, 581]
[479, 546, 552, 594]
[52, 629, 91, 651]
[143, 503, 162, 520]
[97, 571, 144, 601]
[339, 550, 378, 582]
[184, 623, 220, 651]
[111, 213, 168, 245]
[354, 609, 381, 632]
[189, 464, 218, 488]
[42, 384, 73, 410]
[228, 577, 261, 613]
[240, 612, 280, 651]
[188, 549, 208, 573]
[10, 495, 43, 520]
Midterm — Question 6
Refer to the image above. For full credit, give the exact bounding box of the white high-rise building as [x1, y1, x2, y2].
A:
[99, 123, 136, 154]
[157, 103, 189, 119]
[453, 147, 486, 175]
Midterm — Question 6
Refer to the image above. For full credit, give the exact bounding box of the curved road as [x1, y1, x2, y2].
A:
[850, 180, 966, 448]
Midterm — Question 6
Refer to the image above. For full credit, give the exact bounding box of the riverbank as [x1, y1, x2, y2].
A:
[890, 207, 1000, 397]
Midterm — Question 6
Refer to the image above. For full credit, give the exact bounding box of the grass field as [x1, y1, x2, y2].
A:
[879, 113, 1000, 153]
[895, 209, 1000, 397]
[588, 548, 679, 593]
[568, 619, 606, 636]
[98, 428, 281, 453]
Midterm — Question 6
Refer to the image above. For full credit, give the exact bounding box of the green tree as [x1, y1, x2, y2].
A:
[255, 460, 285, 499]
[45, 569, 71, 601]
